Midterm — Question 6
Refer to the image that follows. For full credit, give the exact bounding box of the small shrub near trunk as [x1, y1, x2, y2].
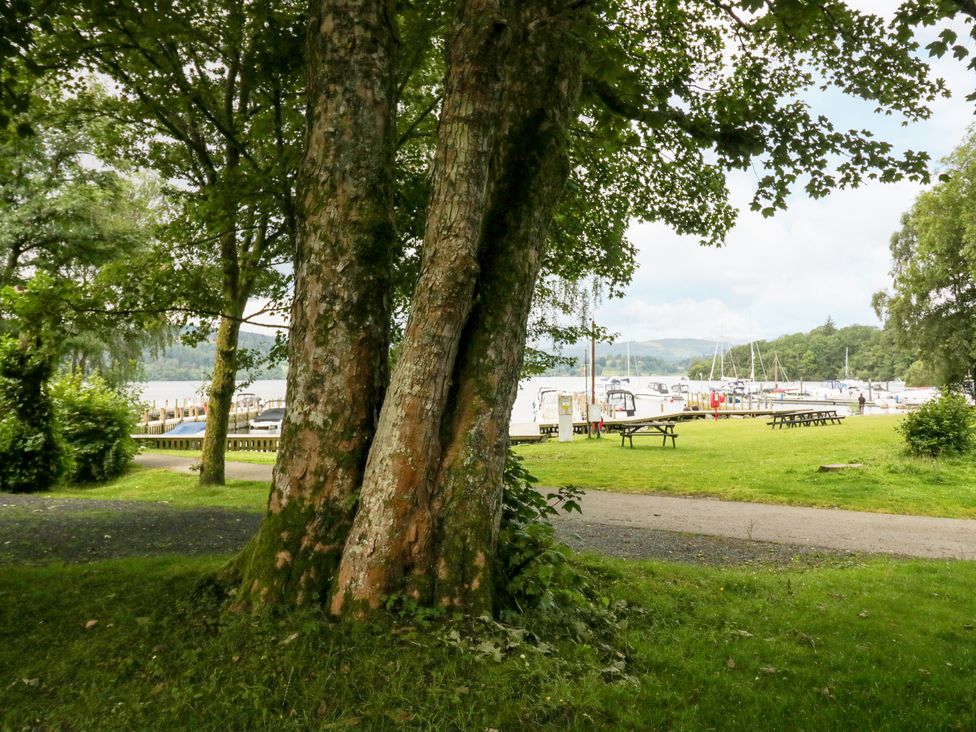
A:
[898, 391, 975, 457]
[52, 373, 138, 483]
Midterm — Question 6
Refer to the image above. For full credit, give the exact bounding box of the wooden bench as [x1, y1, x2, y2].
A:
[619, 421, 678, 448]
[767, 410, 846, 429]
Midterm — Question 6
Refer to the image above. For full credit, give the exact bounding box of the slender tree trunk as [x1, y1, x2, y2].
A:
[331, 1, 520, 615]
[430, 18, 583, 612]
[1, 242, 21, 286]
[232, 0, 397, 608]
[199, 306, 245, 485]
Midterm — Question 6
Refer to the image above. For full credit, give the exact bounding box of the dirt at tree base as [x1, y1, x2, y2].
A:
[0, 494, 870, 568]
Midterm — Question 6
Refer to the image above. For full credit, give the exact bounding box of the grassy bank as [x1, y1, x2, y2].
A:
[1, 554, 974, 729]
[52, 468, 268, 512]
[141, 415, 976, 518]
[515, 415, 976, 519]
[146, 448, 277, 465]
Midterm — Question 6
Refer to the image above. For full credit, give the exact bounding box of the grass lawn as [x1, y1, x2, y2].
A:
[51, 467, 269, 512]
[1, 554, 974, 729]
[146, 448, 277, 465]
[515, 414, 976, 519]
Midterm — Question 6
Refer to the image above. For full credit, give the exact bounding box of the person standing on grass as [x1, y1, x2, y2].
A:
[858, 393, 866, 414]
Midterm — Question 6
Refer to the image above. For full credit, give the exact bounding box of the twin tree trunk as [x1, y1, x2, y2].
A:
[234, 0, 584, 615]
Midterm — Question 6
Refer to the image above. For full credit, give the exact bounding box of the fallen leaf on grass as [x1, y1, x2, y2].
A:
[857, 610, 869, 619]
[725, 658, 736, 669]
[279, 631, 300, 645]
[320, 717, 361, 729]
[731, 629, 754, 638]
[84, 619, 98, 630]
[760, 665, 778, 674]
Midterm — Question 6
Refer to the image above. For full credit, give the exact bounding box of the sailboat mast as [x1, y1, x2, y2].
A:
[591, 320, 596, 406]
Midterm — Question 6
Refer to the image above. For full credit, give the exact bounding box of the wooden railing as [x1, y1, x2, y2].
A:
[133, 434, 280, 452]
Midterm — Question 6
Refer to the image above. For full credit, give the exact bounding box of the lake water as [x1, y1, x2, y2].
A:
[138, 375, 921, 424]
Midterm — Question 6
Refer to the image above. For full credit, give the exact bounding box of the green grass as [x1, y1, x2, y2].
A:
[1, 554, 974, 729]
[515, 415, 976, 519]
[50, 467, 268, 512]
[146, 448, 277, 465]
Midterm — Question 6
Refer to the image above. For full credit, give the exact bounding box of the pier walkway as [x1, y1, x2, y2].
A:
[134, 455, 976, 560]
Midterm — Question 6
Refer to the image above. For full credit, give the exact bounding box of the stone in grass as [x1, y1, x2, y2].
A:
[818, 463, 864, 473]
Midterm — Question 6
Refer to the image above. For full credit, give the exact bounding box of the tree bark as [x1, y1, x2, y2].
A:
[430, 16, 584, 612]
[331, 0, 586, 616]
[331, 0, 519, 615]
[199, 306, 245, 486]
[232, 0, 397, 608]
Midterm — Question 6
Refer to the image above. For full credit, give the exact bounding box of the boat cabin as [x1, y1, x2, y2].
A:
[605, 389, 636, 416]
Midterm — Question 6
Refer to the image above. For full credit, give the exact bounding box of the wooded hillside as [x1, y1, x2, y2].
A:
[686, 321, 920, 382]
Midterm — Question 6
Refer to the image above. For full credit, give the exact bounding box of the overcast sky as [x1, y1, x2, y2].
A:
[596, 5, 976, 343]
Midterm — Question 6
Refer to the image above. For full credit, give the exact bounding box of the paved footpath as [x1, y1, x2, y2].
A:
[135, 454, 976, 560]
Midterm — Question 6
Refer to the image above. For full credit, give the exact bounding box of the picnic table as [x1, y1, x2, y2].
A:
[767, 410, 846, 429]
[619, 421, 678, 448]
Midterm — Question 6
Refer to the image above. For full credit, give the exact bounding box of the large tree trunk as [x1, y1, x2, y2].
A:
[330, 1, 520, 615]
[331, 0, 586, 616]
[430, 20, 583, 612]
[199, 306, 245, 485]
[232, 0, 397, 608]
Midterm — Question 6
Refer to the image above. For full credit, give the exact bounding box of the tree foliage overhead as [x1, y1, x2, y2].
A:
[528, 0, 944, 356]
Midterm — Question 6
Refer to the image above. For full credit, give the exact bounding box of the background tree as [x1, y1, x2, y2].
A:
[686, 323, 916, 382]
[874, 132, 976, 399]
[236, 0, 945, 618]
[0, 91, 164, 382]
[45, 0, 304, 485]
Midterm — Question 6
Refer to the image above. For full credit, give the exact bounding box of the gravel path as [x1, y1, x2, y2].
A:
[4, 452, 971, 566]
[0, 494, 261, 564]
[0, 492, 852, 567]
[134, 454, 976, 561]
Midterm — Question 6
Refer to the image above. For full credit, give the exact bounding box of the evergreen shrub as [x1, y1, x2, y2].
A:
[52, 373, 138, 483]
[898, 391, 975, 457]
[0, 338, 66, 493]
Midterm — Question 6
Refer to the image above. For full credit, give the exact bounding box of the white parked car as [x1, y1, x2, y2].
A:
[249, 407, 285, 433]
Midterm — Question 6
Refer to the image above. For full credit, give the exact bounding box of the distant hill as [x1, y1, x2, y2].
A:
[600, 338, 715, 361]
[140, 333, 717, 381]
[140, 330, 285, 381]
[540, 338, 715, 376]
